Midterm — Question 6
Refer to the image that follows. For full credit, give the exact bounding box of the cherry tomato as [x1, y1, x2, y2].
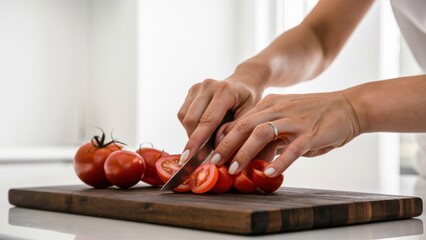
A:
[232, 171, 257, 194]
[190, 163, 218, 194]
[73, 132, 123, 188]
[155, 154, 190, 192]
[136, 147, 169, 186]
[104, 150, 146, 189]
[210, 166, 233, 194]
[248, 160, 284, 193]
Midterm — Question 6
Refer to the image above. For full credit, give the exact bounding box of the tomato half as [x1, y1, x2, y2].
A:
[190, 163, 219, 194]
[136, 147, 169, 186]
[248, 160, 284, 193]
[232, 171, 257, 194]
[74, 139, 123, 188]
[210, 166, 233, 194]
[104, 150, 146, 189]
[155, 154, 190, 192]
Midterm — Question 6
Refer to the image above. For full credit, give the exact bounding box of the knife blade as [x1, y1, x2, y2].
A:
[160, 112, 233, 191]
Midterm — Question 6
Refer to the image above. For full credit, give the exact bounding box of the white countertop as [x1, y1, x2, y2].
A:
[0, 162, 425, 240]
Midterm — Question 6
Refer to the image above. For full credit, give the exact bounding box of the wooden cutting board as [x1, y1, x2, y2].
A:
[8, 185, 423, 235]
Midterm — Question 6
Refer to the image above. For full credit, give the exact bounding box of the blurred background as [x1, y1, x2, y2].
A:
[0, 0, 422, 193]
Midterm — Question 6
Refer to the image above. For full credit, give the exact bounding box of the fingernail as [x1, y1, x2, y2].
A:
[179, 150, 190, 165]
[219, 134, 225, 143]
[210, 154, 221, 165]
[229, 161, 239, 175]
[264, 167, 275, 177]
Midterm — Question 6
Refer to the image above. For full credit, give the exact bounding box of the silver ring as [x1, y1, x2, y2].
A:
[267, 122, 279, 141]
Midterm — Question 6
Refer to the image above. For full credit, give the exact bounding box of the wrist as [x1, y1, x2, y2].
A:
[229, 59, 271, 93]
[340, 87, 369, 134]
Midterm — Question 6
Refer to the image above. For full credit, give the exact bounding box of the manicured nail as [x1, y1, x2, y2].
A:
[179, 150, 190, 165]
[229, 161, 239, 175]
[219, 134, 225, 143]
[210, 154, 221, 165]
[264, 167, 275, 177]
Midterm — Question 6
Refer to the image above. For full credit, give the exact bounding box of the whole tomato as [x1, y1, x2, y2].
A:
[104, 150, 146, 189]
[136, 147, 169, 186]
[73, 131, 124, 188]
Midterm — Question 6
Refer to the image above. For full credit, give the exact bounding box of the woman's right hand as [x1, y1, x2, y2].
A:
[177, 64, 267, 164]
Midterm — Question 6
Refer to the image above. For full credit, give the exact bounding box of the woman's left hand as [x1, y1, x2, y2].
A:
[209, 91, 364, 177]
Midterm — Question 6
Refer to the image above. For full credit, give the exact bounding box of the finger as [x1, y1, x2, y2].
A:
[214, 122, 232, 147]
[264, 136, 310, 177]
[177, 87, 199, 125]
[254, 140, 287, 163]
[227, 118, 300, 175]
[237, 94, 282, 119]
[209, 108, 275, 168]
[182, 94, 213, 137]
[180, 93, 233, 165]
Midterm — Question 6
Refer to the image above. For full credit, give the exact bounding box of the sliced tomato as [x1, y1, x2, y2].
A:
[232, 171, 257, 194]
[136, 147, 169, 186]
[248, 160, 284, 193]
[155, 155, 181, 183]
[210, 166, 233, 194]
[155, 154, 190, 192]
[190, 163, 218, 194]
[173, 178, 191, 193]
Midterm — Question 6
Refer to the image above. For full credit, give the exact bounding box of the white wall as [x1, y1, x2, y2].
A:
[0, 0, 89, 147]
[0, 0, 139, 149]
[85, 0, 138, 146]
[137, 0, 238, 152]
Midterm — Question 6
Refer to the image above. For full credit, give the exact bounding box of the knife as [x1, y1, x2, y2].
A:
[161, 112, 233, 191]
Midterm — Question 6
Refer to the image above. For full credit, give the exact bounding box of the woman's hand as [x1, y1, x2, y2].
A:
[177, 63, 269, 164]
[209, 91, 363, 177]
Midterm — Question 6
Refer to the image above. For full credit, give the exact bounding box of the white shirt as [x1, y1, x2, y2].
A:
[391, 0, 426, 177]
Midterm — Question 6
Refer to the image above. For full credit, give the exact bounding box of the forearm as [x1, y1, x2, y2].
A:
[343, 75, 426, 133]
[230, 0, 374, 92]
[235, 23, 324, 89]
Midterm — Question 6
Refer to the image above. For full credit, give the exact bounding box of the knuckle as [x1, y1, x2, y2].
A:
[235, 148, 251, 162]
[182, 115, 198, 129]
[216, 81, 232, 93]
[202, 78, 216, 87]
[234, 119, 254, 135]
[217, 139, 234, 155]
[253, 123, 273, 141]
[199, 111, 217, 126]
[177, 110, 186, 122]
[189, 82, 202, 93]
[287, 141, 305, 157]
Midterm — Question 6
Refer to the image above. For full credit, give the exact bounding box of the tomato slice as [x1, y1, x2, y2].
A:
[210, 166, 233, 194]
[155, 154, 190, 192]
[232, 171, 257, 194]
[190, 163, 219, 194]
[248, 160, 284, 193]
[136, 147, 169, 186]
[155, 155, 181, 183]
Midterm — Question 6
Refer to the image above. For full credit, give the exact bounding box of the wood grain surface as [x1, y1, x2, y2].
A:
[8, 185, 423, 235]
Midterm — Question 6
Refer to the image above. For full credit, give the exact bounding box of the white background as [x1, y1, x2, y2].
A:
[0, 0, 421, 191]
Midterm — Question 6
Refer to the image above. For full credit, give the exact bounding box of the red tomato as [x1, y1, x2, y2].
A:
[232, 171, 257, 194]
[248, 160, 284, 193]
[155, 154, 190, 192]
[73, 134, 123, 188]
[104, 150, 146, 189]
[210, 166, 233, 194]
[190, 163, 219, 194]
[136, 147, 169, 186]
